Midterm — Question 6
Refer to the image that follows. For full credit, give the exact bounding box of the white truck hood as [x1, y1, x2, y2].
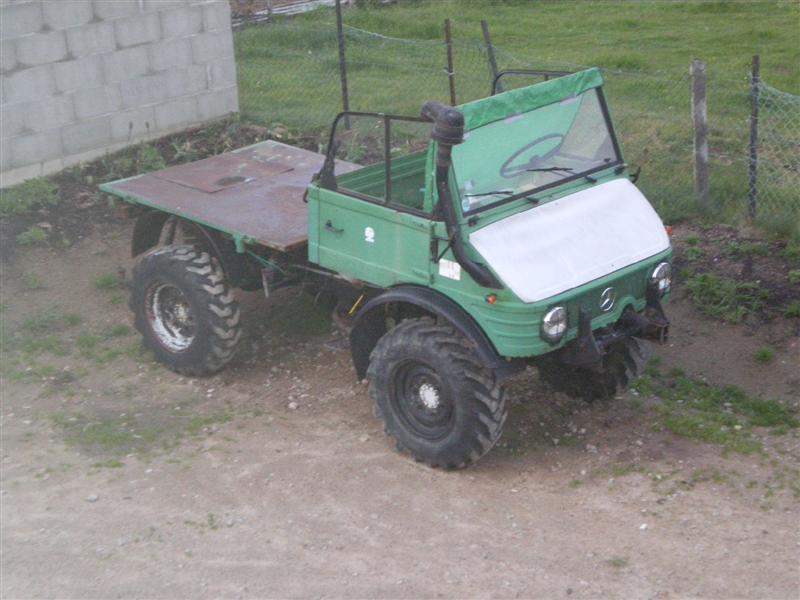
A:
[468, 178, 670, 303]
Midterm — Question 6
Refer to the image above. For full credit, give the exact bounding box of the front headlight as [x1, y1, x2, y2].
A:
[541, 306, 568, 343]
[650, 262, 672, 296]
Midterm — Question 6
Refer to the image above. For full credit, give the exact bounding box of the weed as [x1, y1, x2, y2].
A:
[63, 313, 82, 326]
[783, 244, 800, 266]
[606, 557, 629, 568]
[101, 143, 166, 180]
[22, 272, 45, 290]
[788, 270, 800, 285]
[103, 324, 130, 338]
[785, 301, 800, 318]
[0, 177, 59, 217]
[186, 413, 232, 436]
[685, 246, 705, 262]
[92, 459, 125, 469]
[94, 272, 123, 290]
[16, 226, 48, 246]
[76, 334, 99, 353]
[753, 347, 775, 364]
[109, 292, 125, 305]
[685, 236, 701, 246]
[568, 479, 583, 488]
[685, 273, 769, 322]
[724, 241, 770, 258]
[21, 310, 60, 332]
[51, 413, 161, 455]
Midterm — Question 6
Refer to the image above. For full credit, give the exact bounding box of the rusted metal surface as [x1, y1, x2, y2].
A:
[104, 141, 358, 252]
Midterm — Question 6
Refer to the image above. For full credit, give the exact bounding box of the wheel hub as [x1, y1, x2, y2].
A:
[145, 282, 196, 352]
[418, 383, 440, 410]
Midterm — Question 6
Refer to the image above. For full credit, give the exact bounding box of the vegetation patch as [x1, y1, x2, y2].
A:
[753, 346, 775, 364]
[94, 272, 124, 290]
[0, 178, 59, 217]
[16, 226, 48, 246]
[685, 273, 769, 323]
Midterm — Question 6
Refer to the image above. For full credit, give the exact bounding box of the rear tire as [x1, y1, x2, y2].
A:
[367, 317, 507, 469]
[537, 337, 650, 400]
[130, 245, 242, 376]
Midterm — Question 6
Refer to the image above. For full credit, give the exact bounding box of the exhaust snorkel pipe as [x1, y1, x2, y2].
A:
[421, 101, 501, 289]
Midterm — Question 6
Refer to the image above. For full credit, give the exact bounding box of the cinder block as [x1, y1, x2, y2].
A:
[53, 55, 104, 92]
[203, 1, 231, 32]
[0, 2, 43, 39]
[208, 58, 236, 89]
[1, 39, 16, 72]
[92, 0, 139, 21]
[42, 0, 93, 30]
[72, 84, 122, 120]
[3, 65, 55, 104]
[148, 37, 192, 72]
[61, 116, 111, 154]
[143, 0, 186, 11]
[15, 31, 68, 67]
[1, 102, 28, 137]
[102, 46, 149, 83]
[11, 129, 64, 167]
[190, 30, 233, 64]
[114, 12, 160, 48]
[155, 95, 198, 130]
[165, 64, 207, 98]
[110, 105, 155, 142]
[66, 21, 116, 58]
[160, 5, 202, 38]
[119, 73, 167, 108]
[24, 95, 76, 132]
[197, 86, 238, 121]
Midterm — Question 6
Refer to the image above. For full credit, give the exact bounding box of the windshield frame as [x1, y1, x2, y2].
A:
[456, 86, 624, 217]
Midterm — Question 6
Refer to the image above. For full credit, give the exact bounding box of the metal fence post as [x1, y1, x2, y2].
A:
[481, 20, 502, 94]
[335, 0, 351, 129]
[748, 54, 760, 219]
[690, 58, 709, 211]
[444, 18, 457, 106]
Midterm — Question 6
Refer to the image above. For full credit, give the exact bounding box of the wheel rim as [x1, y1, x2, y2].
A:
[145, 281, 196, 352]
[390, 360, 454, 441]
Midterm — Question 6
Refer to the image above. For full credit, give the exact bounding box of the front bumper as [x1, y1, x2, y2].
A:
[558, 282, 669, 370]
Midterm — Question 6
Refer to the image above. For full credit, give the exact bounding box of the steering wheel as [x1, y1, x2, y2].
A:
[499, 133, 566, 178]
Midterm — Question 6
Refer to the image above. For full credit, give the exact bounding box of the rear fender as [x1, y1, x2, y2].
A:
[349, 285, 523, 381]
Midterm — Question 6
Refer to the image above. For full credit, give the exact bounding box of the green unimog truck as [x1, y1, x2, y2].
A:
[101, 68, 673, 469]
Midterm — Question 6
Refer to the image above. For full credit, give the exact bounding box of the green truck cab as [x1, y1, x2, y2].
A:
[102, 68, 672, 469]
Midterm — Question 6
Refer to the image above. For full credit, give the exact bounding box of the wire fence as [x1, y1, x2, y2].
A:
[233, 17, 798, 233]
[750, 81, 800, 228]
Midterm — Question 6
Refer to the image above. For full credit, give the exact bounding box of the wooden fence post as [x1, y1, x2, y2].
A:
[691, 58, 709, 210]
[481, 20, 502, 94]
[335, 0, 351, 129]
[444, 18, 457, 106]
[748, 55, 760, 219]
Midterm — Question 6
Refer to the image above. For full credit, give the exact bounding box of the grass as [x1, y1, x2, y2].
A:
[99, 143, 166, 181]
[788, 270, 800, 285]
[654, 373, 797, 455]
[786, 301, 800, 318]
[94, 272, 123, 290]
[685, 272, 769, 323]
[0, 177, 59, 217]
[753, 346, 775, 364]
[234, 0, 799, 235]
[22, 272, 45, 290]
[16, 226, 48, 246]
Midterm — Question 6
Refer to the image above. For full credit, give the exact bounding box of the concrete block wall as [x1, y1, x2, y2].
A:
[0, 0, 239, 186]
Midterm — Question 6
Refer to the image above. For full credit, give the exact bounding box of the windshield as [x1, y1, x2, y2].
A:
[452, 88, 620, 214]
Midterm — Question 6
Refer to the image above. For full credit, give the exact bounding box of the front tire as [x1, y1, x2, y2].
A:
[537, 337, 651, 400]
[367, 318, 507, 469]
[130, 245, 242, 376]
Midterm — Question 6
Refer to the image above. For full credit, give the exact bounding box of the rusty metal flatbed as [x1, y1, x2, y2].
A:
[99, 140, 358, 252]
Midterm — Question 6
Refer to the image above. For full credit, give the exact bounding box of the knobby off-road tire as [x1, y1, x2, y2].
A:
[367, 317, 507, 469]
[130, 245, 242, 376]
[537, 337, 651, 401]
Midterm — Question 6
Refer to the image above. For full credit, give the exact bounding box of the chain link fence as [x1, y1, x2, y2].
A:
[750, 81, 800, 229]
[233, 17, 797, 234]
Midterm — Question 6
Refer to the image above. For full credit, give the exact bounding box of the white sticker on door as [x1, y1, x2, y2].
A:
[364, 227, 375, 243]
[438, 259, 461, 281]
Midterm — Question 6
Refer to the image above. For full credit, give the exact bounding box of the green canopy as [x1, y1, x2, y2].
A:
[459, 67, 604, 131]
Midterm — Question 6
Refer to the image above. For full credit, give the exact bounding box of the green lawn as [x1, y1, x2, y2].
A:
[234, 0, 799, 232]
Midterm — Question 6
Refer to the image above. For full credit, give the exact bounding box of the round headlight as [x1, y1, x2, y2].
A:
[542, 306, 568, 343]
[650, 262, 672, 296]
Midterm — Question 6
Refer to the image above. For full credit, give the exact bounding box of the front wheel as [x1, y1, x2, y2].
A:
[367, 318, 507, 469]
[130, 245, 242, 376]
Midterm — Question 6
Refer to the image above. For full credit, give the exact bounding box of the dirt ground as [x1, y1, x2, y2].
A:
[1, 221, 799, 599]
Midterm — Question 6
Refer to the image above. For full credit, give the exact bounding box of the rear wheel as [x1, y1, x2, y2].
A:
[130, 245, 241, 376]
[367, 318, 507, 469]
[537, 337, 651, 400]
